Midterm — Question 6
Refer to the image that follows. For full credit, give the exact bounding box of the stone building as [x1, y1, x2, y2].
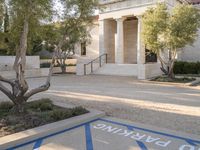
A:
[76, 0, 200, 79]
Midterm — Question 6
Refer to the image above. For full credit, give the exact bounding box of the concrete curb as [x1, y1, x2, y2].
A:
[0, 108, 105, 150]
[187, 78, 200, 86]
[145, 76, 199, 87]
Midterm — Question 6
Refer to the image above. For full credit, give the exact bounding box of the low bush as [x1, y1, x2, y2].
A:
[40, 62, 76, 68]
[174, 61, 200, 74]
[0, 99, 89, 137]
[0, 101, 14, 112]
[27, 99, 53, 111]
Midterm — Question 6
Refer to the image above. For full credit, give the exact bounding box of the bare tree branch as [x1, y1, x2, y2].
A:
[0, 75, 15, 86]
[24, 56, 56, 99]
[0, 82, 14, 100]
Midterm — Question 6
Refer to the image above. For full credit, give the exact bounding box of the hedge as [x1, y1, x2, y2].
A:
[174, 61, 200, 74]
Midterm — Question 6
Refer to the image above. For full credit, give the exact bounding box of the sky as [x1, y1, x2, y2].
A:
[53, 0, 99, 21]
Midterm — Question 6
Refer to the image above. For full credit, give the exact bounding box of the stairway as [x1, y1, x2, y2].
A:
[93, 64, 138, 76]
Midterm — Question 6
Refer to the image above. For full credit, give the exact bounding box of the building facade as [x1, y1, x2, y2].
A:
[76, 0, 200, 79]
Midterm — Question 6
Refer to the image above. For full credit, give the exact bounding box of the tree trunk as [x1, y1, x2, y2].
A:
[0, 16, 56, 113]
[167, 50, 176, 79]
[168, 61, 175, 79]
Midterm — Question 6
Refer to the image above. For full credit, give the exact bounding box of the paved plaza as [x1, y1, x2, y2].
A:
[0, 75, 200, 137]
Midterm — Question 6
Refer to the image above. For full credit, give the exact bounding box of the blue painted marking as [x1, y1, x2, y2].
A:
[186, 139, 199, 146]
[99, 118, 200, 144]
[33, 139, 43, 150]
[85, 124, 94, 150]
[136, 141, 148, 150]
[125, 123, 147, 149]
[4, 118, 200, 150]
[5, 119, 100, 150]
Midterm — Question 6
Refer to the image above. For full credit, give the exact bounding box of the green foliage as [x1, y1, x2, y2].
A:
[142, 3, 168, 53]
[0, 99, 89, 137]
[142, 3, 200, 78]
[50, 106, 88, 121]
[167, 4, 200, 49]
[71, 106, 89, 116]
[0, 0, 54, 55]
[174, 61, 200, 74]
[27, 99, 53, 111]
[0, 101, 14, 112]
[153, 76, 195, 83]
[142, 3, 200, 52]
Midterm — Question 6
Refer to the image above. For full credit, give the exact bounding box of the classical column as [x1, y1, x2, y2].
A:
[137, 16, 145, 64]
[136, 16, 146, 80]
[115, 17, 125, 64]
[99, 19, 106, 55]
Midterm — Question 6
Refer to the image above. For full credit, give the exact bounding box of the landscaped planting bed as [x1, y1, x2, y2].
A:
[152, 76, 196, 83]
[0, 99, 88, 138]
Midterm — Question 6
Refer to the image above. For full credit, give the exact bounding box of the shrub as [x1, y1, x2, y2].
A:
[28, 99, 53, 111]
[174, 61, 200, 74]
[0, 101, 14, 112]
[40, 62, 51, 68]
[50, 109, 72, 121]
[71, 106, 89, 116]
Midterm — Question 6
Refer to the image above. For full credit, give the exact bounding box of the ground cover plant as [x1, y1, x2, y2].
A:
[0, 99, 88, 138]
[152, 76, 195, 83]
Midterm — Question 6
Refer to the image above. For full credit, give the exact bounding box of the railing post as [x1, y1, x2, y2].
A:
[91, 61, 93, 73]
[106, 53, 108, 64]
[84, 64, 86, 75]
[100, 55, 102, 67]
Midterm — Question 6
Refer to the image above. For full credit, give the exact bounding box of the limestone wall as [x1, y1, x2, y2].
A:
[178, 30, 200, 62]
[124, 19, 138, 64]
[75, 23, 99, 63]
[0, 56, 40, 71]
[104, 19, 116, 63]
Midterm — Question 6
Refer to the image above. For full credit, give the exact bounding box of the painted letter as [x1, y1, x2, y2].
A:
[93, 124, 106, 129]
[118, 130, 134, 137]
[179, 145, 195, 150]
[131, 133, 146, 140]
[102, 126, 118, 133]
[113, 129, 123, 134]
[146, 136, 160, 143]
[155, 140, 171, 147]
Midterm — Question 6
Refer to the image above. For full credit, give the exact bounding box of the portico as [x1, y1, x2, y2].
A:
[77, 0, 164, 79]
[97, 0, 163, 79]
[99, 16, 141, 65]
[99, 15, 151, 78]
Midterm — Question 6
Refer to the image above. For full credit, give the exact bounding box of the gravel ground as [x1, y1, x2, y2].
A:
[0, 74, 200, 136]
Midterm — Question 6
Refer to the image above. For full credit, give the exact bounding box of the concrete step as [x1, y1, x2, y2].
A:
[93, 64, 138, 76]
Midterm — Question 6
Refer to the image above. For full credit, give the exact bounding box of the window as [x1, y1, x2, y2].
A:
[81, 42, 86, 56]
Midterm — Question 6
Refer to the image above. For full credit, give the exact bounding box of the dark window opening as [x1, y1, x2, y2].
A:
[145, 48, 157, 63]
[81, 42, 86, 56]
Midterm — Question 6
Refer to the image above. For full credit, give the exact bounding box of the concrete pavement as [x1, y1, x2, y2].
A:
[0, 75, 200, 135]
[6, 117, 200, 150]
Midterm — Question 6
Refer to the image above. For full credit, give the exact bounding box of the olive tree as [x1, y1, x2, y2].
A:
[0, 0, 54, 113]
[55, 0, 98, 73]
[142, 3, 200, 78]
[0, 0, 99, 113]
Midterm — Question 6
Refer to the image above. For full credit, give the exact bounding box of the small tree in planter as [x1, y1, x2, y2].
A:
[142, 3, 200, 78]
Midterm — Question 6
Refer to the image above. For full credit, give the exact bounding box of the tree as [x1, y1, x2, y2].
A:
[0, 0, 99, 113]
[55, 0, 98, 73]
[142, 3, 200, 78]
[0, 0, 54, 113]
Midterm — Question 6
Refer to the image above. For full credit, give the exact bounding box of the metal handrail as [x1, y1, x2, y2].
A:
[84, 53, 107, 75]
